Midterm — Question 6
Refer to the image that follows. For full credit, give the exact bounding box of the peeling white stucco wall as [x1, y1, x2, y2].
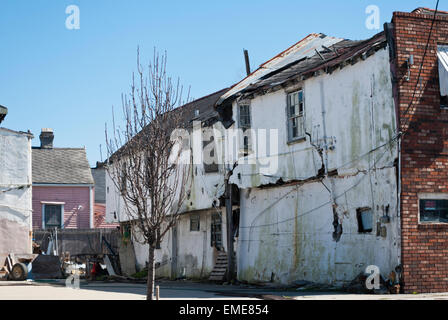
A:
[105, 121, 229, 278]
[230, 47, 401, 285]
[0, 128, 33, 255]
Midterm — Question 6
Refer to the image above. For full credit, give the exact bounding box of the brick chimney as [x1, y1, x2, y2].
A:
[40, 128, 54, 149]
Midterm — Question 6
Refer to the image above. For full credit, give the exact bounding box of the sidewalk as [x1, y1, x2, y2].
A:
[0, 279, 447, 300]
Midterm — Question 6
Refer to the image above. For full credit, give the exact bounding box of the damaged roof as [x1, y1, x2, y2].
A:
[178, 88, 229, 127]
[32, 148, 95, 185]
[412, 7, 448, 17]
[216, 33, 344, 105]
[217, 32, 387, 104]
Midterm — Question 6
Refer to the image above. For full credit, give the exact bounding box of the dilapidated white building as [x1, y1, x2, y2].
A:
[216, 31, 400, 286]
[106, 31, 401, 287]
[105, 89, 234, 279]
[0, 107, 34, 257]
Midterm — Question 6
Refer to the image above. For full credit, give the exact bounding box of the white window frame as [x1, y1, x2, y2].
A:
[237, 103, 251, 129]
[286, 89, 305, 142]
[41, 202, 65, 229]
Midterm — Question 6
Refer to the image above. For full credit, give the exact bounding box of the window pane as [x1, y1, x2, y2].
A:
[45, 205, 61, 228]
[190, 214, 200, 231]
[239, 105, 251, 128]
[420, 199, 448, 223]
[287, 91, 304, 140]
[357, 208, 373, 233]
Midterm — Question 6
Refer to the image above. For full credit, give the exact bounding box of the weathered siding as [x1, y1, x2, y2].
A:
[238, 169, 399, 285]
[132, 209, 228, 279]
[0, 128, 33, 254]
[231, 45, 400, 285]
[32, 186, 91, 229]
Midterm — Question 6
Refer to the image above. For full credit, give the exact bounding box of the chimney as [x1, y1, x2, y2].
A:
[40, 128, 54, 149]
[0, 105, 7, 124]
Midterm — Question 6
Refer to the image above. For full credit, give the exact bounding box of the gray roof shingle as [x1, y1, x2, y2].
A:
[32, 148, 94, 185]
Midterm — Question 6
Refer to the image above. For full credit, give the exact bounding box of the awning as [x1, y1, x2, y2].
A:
[437, 45, 448, 97]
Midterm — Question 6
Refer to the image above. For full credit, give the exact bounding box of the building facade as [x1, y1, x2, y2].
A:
[0, 126, 33, 255]
[32, 129, 95, 230]
[391, 8, 448, 293]
[106, 89, 231, 279]
[217, 32, 400, 286]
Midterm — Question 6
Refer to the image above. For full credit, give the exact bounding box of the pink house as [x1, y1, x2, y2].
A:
[32, 129, 95, 230]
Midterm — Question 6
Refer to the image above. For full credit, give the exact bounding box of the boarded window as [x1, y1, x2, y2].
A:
[238, 104, 251, 129]
[420, 199, 448, 223]
[190, 214, 200, 231]
[287, 90, 305, 141]
[211, 213, 222, 249]
[44, 205, 62, 229]
[356, 208, 373, 233]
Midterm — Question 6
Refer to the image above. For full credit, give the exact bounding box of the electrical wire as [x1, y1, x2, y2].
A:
[400, 0, 440, 135]
[240, 140, 393, 231]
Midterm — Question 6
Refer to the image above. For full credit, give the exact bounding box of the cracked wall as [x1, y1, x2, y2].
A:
[232, 47, 400, 286]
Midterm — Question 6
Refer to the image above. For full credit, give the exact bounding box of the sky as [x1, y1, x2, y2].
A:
[0, 0, 445, 166]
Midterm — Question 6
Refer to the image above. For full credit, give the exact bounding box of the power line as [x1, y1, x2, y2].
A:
[239, 133, 399, 183]
[240, 141, 392, 230]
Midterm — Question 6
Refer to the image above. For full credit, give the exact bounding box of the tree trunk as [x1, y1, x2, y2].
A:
[146, 245, 156, 300]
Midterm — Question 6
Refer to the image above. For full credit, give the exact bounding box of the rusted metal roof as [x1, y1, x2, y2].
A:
[216, 33, 344, 105]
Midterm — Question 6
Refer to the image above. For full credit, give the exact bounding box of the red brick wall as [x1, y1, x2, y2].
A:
[33, 186, 91, 229]
[393, 11, 448, 293]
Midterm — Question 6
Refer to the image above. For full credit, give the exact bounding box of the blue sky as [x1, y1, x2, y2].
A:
[0, 0, 444, 166]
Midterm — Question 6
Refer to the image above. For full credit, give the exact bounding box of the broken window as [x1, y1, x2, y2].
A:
[287, 90, 305, 141]
[356, 208, 373, 233]
[238, 104, 251, 129]
[420, 199, 448, 223]
[190, 214, 200, 231]
[202, 133, 219, 173]
[44, 205, 62, 229]
[211, 213, 222, 249]
[437, 45, 448, 108]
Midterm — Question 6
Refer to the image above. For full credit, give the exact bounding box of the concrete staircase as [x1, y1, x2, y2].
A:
[209, 251, 228, 281]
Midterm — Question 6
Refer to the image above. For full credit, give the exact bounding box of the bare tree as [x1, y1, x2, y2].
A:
[105, 49, 190, 300]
